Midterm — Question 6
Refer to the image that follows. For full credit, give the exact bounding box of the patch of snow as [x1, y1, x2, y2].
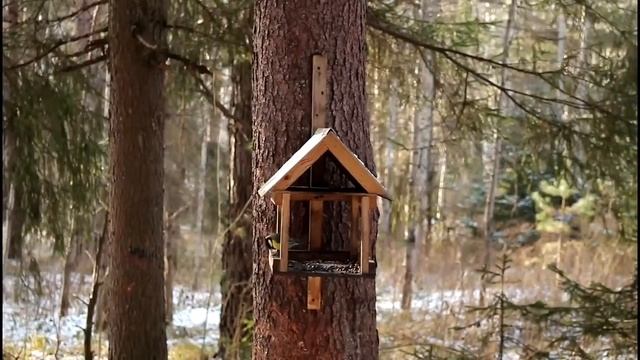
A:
[173, 306, 221, 329]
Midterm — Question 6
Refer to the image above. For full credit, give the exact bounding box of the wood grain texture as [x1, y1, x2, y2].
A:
[280, 193, 291, 272]
[258, 129, 390, 201]
[307, 276, 322, 310]
[351, 197, 360, 257]
[360, 196, 370, 274]
[311, 55, 328, 132]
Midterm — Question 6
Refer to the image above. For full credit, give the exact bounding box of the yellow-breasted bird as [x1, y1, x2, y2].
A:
[264, 233, 303, 251]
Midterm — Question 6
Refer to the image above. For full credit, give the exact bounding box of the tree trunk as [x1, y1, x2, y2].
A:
[59, 0, 101, 319]
[482, 0, 517, 271]
[571, 6, 593, 186]
[106, 0, 168, 358]
[164, 212, 178, 324]
[3, 0, 24, 262]
[195, 90, 211, 261]
[380, 77, 398, 235]
[94, 49, 111, 335]
[219, 58, 253, 360]
[554, 8, 567, 123]
[164, 97, 189, 321]
[435, 143, 447, 222]
[94, 211, 110, 338]
[60, 229, 79, 317]
[7, 185, 25, 260]
[401, 0, 438, 311]
[2, 0, 19, 227]
[252, 1, 379, 358]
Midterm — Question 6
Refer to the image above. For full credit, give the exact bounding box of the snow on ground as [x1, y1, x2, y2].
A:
[3, 270, 558, 357]
[376, 285, 546, 316]
[2, 272, 222, 355]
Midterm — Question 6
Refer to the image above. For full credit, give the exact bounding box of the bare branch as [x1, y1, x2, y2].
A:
[192, 73, 241, 122]
[366, 10, 619, 119]
[165, 52, 211, 75]
[57, 54, 106, 74]
[6, 27, 108, 70]
[84, 210, 108, 360]
[47, 0, 107, 24]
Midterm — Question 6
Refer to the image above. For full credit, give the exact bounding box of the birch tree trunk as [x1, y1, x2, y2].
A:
[435, 143, 447, 222]
[107, 0, 168, 356]
[401, 0, 439, 310]
[571, 6, 593, 186]
[482, 0, 517, 279]
[555, 8, 567, 123]
[195, 84, 212, 262]
[252, 1, 379, 357]
[380, 76, 398, 235]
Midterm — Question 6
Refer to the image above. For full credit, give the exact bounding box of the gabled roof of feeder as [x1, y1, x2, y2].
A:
[258, 128, 391, 201]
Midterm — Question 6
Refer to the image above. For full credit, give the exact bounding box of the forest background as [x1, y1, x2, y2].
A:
[2, 0, 637, 358]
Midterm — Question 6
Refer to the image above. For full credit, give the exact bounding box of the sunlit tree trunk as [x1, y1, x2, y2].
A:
[554, 8, 567, 123]
[482, 0, 517, 271]
[164, 97, 189, 322]
[572, 6, 593, 186]
[380, 77, 398, 235]
[94, 59, 110, 334]
[195, 83, 212, 261]
[106, 0, 168, 357]
[401, 0, 439, 311]
[219, 57, 253, 359]
[252, 1, 379, 358]
[435, 143, 447, 222]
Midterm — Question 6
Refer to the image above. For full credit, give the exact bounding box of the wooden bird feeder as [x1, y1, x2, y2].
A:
[257, 55, 391, 310]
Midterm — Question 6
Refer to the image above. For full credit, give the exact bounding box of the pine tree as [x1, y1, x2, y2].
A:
[252, 1, 379, 358]
[106, 0, 168, 357]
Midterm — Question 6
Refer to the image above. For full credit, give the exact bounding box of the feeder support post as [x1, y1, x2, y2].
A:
[360, 196, 370, 273]
[280, 192, 291, 272]
[307, 54, 327, 310]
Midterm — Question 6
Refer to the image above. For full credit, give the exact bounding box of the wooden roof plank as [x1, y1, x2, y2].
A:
[258, 128, 391, 200]
[323, 133, 390, 199]
[257, 129, 331, 197]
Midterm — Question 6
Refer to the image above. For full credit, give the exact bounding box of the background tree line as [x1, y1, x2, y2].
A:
[2, 0, 636, 358]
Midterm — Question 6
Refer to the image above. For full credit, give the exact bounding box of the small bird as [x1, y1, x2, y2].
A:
[264, 233, 303, 251]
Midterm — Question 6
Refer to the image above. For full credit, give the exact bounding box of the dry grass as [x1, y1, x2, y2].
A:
[374, 225, 637, 359]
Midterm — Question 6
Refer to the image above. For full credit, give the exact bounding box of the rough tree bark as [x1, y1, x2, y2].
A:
[252, 1, 379, 358]
[219, 58, 253, 359]
[401, 0, 439, 311]
[106, 0, 168, 357]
